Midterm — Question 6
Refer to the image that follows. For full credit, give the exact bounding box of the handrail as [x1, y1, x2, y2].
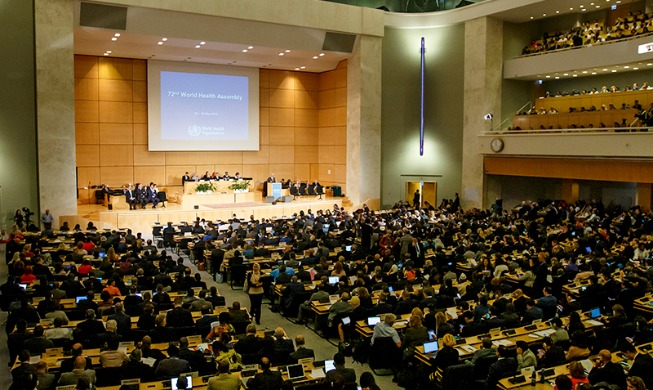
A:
[494, 101, 532, 132]
[480, 126, 653, 136]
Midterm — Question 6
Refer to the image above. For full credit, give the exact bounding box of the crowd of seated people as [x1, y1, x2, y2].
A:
[182, 171, 246, 185]
[522, 10, 653, 55]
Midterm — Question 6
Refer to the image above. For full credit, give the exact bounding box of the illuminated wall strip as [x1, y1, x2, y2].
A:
[420, 37, 425, 156]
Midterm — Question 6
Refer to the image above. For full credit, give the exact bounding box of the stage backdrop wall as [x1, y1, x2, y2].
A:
[74, 55, 347, 203]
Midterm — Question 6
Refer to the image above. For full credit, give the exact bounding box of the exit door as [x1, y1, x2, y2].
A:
[405, 181, 436, 208]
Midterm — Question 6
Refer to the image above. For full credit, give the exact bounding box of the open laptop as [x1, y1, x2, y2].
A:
[286, 363, 307, 382]
[75, 296, 86, 304]
[590, 307, 601, 319]
[341, 316, 351, 326]
[241, 364, 259, 378]
[328, 276, 339, 285]
[323, 359, 336, 373]
[423, 340, 439, 354]
[170, 375, 192, 390]
[367, 316, 381, 327]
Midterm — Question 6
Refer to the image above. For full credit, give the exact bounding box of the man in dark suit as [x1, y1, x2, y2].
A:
[76, 291, 98, 314]
[234, 324, 262, 358]
[324, 352, 356, 386]
[76, 309, 106, 347]
[588, 349, 627, 389]
[271, 327, 295, 366]
[108, 303, 131, 336]
[155, 344, 191, 379]
[623, 342, 653, 390]
[124, 185, 138, 210]
[166, 297, 194, 328]
[486, 345, 517, 388]
[288, 335, 314, 363]
[247, 357, 289, 390]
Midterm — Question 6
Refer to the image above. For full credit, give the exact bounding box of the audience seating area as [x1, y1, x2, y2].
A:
[6, 198, 653, 390]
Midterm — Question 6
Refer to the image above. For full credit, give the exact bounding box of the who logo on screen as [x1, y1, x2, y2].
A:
[188, 125, 202, 137]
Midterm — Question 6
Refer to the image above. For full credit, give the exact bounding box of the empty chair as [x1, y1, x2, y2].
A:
[157, 191, 167, 208]
[290, 186, 300, 200]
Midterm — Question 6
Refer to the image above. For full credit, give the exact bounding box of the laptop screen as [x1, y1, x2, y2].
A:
[324, 360, 336, 372]
[328, 276, 339, 285]
[423, 340, 439, 354]
[286, 364, 305, 380]
[98, 252, 106, 258]
[590, 307, 601, 319]
[75, 296, 86, 304]
[367, 316, 381, 327]
[171, 376, 192, 390]
[342, 317, 351, 325]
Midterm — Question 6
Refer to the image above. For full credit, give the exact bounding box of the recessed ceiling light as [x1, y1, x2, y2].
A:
[582, 8, 587, 11]
[545, 75, 551, 78]
[530, 16, 534, 19]
[570, 7, 574, 10]
[242, 49, 248, 52]
[543, 13, 546, 16]
[200, 41, 206, 45]
[114, 33, 121, 37]
[104, 53, 109, 56]
[596, 5, 600, 8]
[573, 74, 578, 77]
[106, 50, 111, 54]
[592, 72, 597, 74]
[300, 66, 306, 69]
[279, 53, 284, 56]
[634, 67, 639, 70]
[563, 73, 568, 76]
[158, 41, 163, 45]
[313, 56, 318, 59]
[556, 11, 560, 14]
[624, 65, 630, 68]
[111, 37, 118, 41]
[611, 70, 617, 72]
[555, 76, 560, 79]
[582, 71, 588, 73]
[248, 46, 254, 50]
[590, 2, 594, 5]
[285, 49, 291, 53]
[294, 67, 300, 71]
[319, 53, 325, 57]
[616, 0, 621, 3]
[195, 45, 201, 48]
[648, 63, 653, 66]
[603, 68, 608, 71]
[162, 38, 167, 42]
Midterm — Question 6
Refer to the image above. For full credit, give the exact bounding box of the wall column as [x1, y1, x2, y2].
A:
[462, 17, 503, 209]
[347, 35, 382, 208]
[35, 0, 77, 226]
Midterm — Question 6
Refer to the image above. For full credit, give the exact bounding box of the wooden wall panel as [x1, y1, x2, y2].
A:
[100, 167, 133, 187]
[134, 166, 165, 186]
[334, 146, 347, 165]
[269, 146, 295, 164]
[100, 145, 134, 167]
[318, 164, 334, 183]
[99, 123, 133, 145]
[77, 167, 100, 187]
[75, 56, 347, 190]
[99, 101, 133, 123]
[318, 145, 334, 164]
[334, 164, 347, 183]
[98, 57, 133, 80]
[98, 79, 132, 102]
[76, 123, 99, 145]
[74, 56, 98, 78]
[75, 78, 98, 100]
[133, 145, 165, 166]
[295, 128, 318, 145]
[76, 145, 100, 167]
[75, 100, 98, 123]
[485, 156, 653, 183]
[268, 127, 295, 145]
[133, 124, 148, 145]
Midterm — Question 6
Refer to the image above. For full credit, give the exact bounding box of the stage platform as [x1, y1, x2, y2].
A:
[62, 196, 343, 235]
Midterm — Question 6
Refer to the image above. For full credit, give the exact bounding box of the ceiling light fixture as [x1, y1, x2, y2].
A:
[319, 53, 325, 57]
[114, 33, 121, 37]
[592, 72, 597, 74]
[195, 45, 201, 48]
[300, 66, 306, 69]
[313, 56, 318, 59]
[278, 53, 284, 56]
[111, 37, 117, 41]
[158, 41, 163, 45]
[285, 49, 291, 53]
[248, 46, 254, 50]
[624, 65, 630, 68]
[242, 49, 248, 52]
[200, 41, 206, 45]
[162, 38, 167, 42]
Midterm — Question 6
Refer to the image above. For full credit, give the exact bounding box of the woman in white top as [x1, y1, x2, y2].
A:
[247, 263, 264, 325]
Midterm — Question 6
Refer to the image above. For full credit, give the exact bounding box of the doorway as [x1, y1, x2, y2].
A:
[405, 181, 436, 208]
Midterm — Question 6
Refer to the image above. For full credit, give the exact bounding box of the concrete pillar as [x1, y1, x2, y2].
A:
[347, 35, 382, 208]
[35, 0, 77, 227]
[462, 17, 503, 209]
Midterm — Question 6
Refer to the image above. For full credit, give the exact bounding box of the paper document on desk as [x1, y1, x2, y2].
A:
[459, 345, 478, 353]
[528, 334, 541, 339]
[584, 320, 603, 327]
[446, 308, 458, 320]
[534, 329, 555, 338]
[492, 339, 514, 347]
[29, 356, 41, 364]
[141, 357, 156, 367]
[580, 359, 593, 374]
[311, 369, 326, 379]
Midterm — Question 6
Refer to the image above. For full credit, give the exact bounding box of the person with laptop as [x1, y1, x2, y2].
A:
[324, 352, 356, 386]
[246, 357, 289, 390]
[207, 360, 240, 390]
[288, 335, 315, 362]
[371, 313, 402, 348]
